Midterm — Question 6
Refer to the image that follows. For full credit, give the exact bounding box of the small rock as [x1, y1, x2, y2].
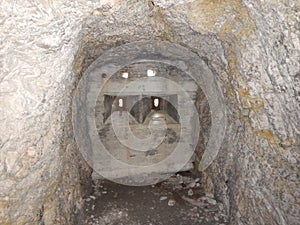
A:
[188, 189, 193, 196]
[174, 184, 183, 190]
[207, 198, 217, 205]
[90, 195, 96, 200]
[191, 207, 198, 212]
[102, 191, 107, 194]
[205, 193, 214, 198]
[160, 196, 168, 201]
[168, 199, 176, 206]
[182, 196, 205, 207]
[187, 181, 196, 188]
[218, 203, 224, 210]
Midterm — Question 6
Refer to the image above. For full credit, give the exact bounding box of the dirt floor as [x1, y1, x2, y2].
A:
[84, 172, 229, 225]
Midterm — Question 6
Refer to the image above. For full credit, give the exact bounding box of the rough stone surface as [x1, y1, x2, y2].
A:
[0, 0, 96, 224]
[0, 0, 299, 224]
[84, 173, 229, 225]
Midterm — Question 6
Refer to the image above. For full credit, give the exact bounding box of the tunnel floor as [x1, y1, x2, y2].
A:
[84, 172, 229, 225]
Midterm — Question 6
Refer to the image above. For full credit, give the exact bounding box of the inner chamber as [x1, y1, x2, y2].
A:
[93, 62, 210, 178]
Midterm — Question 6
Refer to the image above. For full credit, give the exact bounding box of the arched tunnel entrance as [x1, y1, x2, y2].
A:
[73, 41, 227, 224]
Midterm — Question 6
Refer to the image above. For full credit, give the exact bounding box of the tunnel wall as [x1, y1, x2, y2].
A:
[0, 0, 299, 224]
[0, 1, 95, 224]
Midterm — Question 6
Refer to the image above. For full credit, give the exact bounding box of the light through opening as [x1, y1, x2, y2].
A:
[122, 72, 129, 79]
[118, 98, 123, 107]
[154, 98, 159, 107]
[147, 69, 156, 77]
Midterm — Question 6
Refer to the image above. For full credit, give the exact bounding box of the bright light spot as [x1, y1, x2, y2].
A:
[154, 98, 159, 107]
[122, 72, 129, 79]
[147, 69, 156, 77]
[118, 98, 123, 107]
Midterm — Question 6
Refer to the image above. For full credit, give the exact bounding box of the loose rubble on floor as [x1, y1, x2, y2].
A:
[84, 173, 229, 225]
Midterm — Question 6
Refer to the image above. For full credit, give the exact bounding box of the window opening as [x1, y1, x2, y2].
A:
[154, 98, 159, 107]
[118, 98, 124, 107]
[121, 72, 129, 79]
[151, 96, 161, 110]
[113, 97, 127, 111]
[147, 69, 156, 77]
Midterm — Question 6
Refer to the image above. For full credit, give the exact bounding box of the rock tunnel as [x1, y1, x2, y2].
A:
[0, 0, 299, 224]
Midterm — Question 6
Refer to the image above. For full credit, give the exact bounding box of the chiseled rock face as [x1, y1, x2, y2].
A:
[152, 0, 195, 8]
[0, 1, 96, 224]
[0, 0, 299, 224]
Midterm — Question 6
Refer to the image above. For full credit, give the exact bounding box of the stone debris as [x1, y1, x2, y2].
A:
[205, 193, 214, 198]
[87, 208, 130, 225]
[90, 195, 96, 200]
[206, 198, 217, 205]
[159, 196, 168, 201]
[186, 181, 196, 188]
[162, 173, 202, 191]
[181, 196, 206, 207]
[218, 203, 224, 210]
[85, 178, 229, 225]
[167, 199, 176, 206]
[181, 195, 219, 207]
